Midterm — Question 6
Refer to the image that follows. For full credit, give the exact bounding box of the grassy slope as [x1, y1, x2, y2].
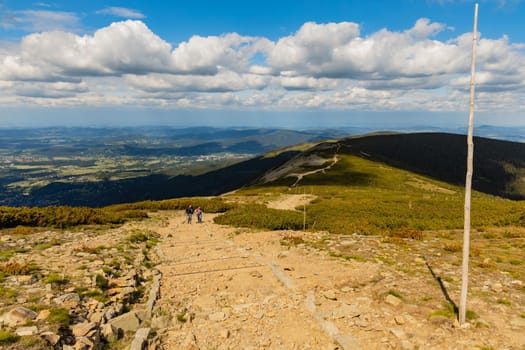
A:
[221, 153, 525, 235]
[340, 133, 525, 199]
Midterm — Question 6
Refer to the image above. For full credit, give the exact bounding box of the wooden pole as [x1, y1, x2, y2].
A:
[459, 2, 478, 325]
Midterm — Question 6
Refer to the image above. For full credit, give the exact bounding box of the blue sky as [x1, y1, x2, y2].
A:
[0, 0, 524, 128]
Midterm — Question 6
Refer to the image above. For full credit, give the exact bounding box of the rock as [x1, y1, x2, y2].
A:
[105, 308, 118, 321]
[53, 293, 81, 304]
[151, 315, 170, 329]
[194, 295, 216, 310]
[340, 240, 354, 247]
[15, 326, 38, 336]
[460, 322, 471, 329]
[37, 309, 51, 321]
[277, 251, 289, 258]
[71, 322, 97, 337]
[220, 329, 230, 338]
[510, 317, 525, 328]
[491, 283, 503, 292]
[74, 336, 95, 350]
[340, 286, 352, 293]
[182, 332, 198, 349]
[414, 257, 425, 264]
[394, 315, 406, 325]
[108, 311, 141, 332]
[401, 340, 415, 350]
[17, 275, 37, 285]
[385, 294, 402, 307]
[130, 328, 150, 350]
[41, 331, 61, 345]
[208, 312, 226, 322]
[89, 311, 105, 323]
[250, 270, 263, 278]
[0, 306, 37, 326]
[101, 323, 119, 342]
[62, 300, 80, 309]
[332, 303, 360, 319]
[323, 290, 337, 301]
[389, 328, 406, 340]
[92, 260, 105, 266]
[354, 316, 370, 328]
[510, 279, 523, 286]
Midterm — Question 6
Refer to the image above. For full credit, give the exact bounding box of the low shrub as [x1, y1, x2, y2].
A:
[48, 307, 70, 327]
[95, 274, 109, 290]
[0, 260, 38, 275]
[43, 273, 68, 285]
[0, 330, 19, 344]
[214, 204, 311, 231]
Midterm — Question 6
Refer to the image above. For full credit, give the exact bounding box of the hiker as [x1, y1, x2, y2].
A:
[195, 206, 203, 223]
[186, 204, 193, 223]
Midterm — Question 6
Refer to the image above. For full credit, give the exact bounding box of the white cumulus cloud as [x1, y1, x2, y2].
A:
[0, 17, 523, 113]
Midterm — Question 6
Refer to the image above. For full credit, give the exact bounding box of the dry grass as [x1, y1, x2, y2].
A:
[0, 260, 37, 275]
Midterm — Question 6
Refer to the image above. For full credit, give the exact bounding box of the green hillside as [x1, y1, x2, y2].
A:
[217, 151, 525, 236]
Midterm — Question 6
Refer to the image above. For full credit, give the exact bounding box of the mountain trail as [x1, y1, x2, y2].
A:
[145, 210, 525, 350]
[266, 194, 317, 211]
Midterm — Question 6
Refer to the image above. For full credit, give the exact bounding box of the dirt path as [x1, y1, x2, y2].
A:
[152, 211, 360, 349]
[288, 154, 339, 187]
[147, 210, 525, 350]
[266, 194, 317, 211]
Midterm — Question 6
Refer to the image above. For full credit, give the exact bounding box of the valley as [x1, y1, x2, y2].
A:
[0, 127, 345, 207]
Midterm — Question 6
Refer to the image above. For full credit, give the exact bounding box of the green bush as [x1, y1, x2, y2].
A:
[0, 330, 19, 344]
[214, 204, 310, 231]
[110, 197, 234, 213]
[48, 307, 70, 327]
[0, 205, 147, 229]
[95, 274, 109, 290]
[43, 273, 68, 285]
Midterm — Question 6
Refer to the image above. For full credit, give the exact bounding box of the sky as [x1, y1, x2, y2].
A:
[0, 0, 524, 128]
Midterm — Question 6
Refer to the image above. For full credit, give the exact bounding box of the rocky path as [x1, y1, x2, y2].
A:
[153, 211, 353, 349]
[148, 208, 525, 350]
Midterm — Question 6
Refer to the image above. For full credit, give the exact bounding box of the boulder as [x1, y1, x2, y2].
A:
[0, 306, 37, 326]
[108, 311, 141, 332]
[130, 327, 150, 350]
[101, 323, 119, 342]
[385, 294, 402, 307]
[53, 293, 81, 304]
[15, 326, 38, 336]
[71, 322, 97, 337]
[41, 331, 61, 346]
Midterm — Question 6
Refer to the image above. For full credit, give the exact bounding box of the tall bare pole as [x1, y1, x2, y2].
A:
[459, 3, 478, 325]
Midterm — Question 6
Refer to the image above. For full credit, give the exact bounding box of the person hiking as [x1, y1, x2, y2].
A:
[186, 204, 193, 224]
[195, 206, 203, 223]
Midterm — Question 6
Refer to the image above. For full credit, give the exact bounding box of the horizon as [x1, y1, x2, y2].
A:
[1, 0, 524, 128]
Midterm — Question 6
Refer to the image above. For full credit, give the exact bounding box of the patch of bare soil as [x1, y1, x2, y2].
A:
[151, 210, 525, 350]
[266, 194, 317, 211]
